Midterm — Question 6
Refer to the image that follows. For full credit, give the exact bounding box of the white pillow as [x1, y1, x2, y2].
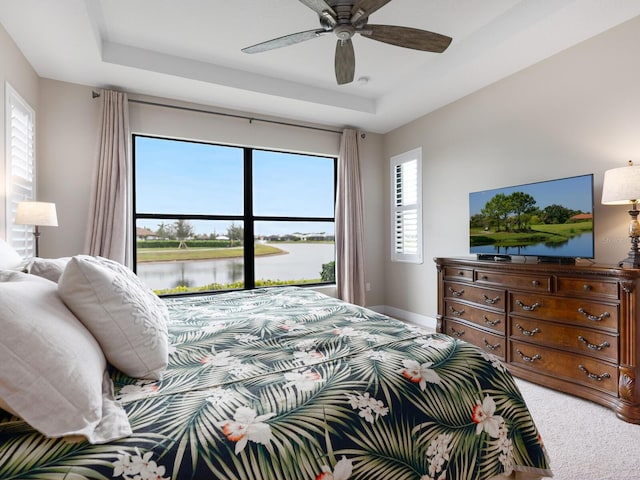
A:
[0, 239, 22, 270]
[58, 255, 169, 380]
[26, 256, 71, 282]
[0, 270, 131, 443]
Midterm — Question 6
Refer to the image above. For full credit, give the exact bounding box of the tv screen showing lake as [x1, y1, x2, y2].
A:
[469, 174, 594, 259]
[137, 243, 335, 291]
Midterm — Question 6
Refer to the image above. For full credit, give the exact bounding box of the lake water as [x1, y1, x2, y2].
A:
[137, 243, 335, 290]
[471, 232, 594, 258]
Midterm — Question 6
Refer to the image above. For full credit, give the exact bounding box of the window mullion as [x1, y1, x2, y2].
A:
[244, 148, 255, 289]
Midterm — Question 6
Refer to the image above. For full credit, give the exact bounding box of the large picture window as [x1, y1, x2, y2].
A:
[133, 135, 336, 294]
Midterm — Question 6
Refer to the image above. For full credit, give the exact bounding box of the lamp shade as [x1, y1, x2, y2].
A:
[601, 163, 640, 205]
[15, 201, 58, 227]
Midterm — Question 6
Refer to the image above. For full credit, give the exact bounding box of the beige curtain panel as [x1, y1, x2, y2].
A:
[85, 89, 131, 265]
[335, 128, 366, 305]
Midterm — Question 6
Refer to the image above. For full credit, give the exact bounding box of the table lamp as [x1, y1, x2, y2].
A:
[14, 201, 58, 257]
[601, 161, 640, 268]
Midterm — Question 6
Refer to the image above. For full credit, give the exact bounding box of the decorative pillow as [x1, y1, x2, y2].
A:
[0, 270, 131, 443]
[58, 255, 169, 380]
[0, 239, 22, 270]
[26, 256, 71, 282]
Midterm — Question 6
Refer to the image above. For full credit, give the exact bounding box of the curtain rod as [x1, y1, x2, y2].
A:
[92, 91, 342, 135]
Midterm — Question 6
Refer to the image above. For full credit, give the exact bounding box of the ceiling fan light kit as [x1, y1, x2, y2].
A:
[242, 0, 452, 85]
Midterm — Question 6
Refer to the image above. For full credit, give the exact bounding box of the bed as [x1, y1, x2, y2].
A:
[0, 255, 552, 480]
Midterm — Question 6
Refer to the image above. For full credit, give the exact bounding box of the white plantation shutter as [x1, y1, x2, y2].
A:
[5, 83, 36, 257]
[391, 148, 422, 263]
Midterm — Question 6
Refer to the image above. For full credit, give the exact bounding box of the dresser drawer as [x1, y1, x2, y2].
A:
[443, 266, 474, 281]
[556, 276, 619, 300]
[475, 270, 552, 293]
[445, 300, 506, 334]
[510, 341, 618, 395]
[509, 318, 618, 363]
[445, 319, 506, 360]
[509, 292, 618, 331]
[444, 281, 506, 310]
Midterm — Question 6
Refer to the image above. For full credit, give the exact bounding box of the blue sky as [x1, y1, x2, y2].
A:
[469, 174, 594, 216]
[135, 136, 335, 236]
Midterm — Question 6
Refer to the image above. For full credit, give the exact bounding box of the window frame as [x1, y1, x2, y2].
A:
[4, 82, 36, 256]
[132, 134, 337, 293]
[390, 147, 423, 264]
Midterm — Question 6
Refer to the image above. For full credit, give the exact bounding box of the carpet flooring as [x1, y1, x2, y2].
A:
[515, 378, 640, 480]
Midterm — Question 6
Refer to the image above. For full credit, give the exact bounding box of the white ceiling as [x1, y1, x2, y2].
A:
[2, 0, 640, 133]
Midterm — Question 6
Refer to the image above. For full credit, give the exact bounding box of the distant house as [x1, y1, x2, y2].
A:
[570, 213, 593, 221]
[136, 227, 158, 240]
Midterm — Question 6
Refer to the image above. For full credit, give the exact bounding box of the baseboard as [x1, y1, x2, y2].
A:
[368, 305, 437, 331]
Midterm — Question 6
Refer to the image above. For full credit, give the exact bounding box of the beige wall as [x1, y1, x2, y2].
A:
[37, 79, 101, 258]
[357, 132, 385, 306]
[383, 16, 640, 320]
[128, 97, 341, 155]
[0, 22, 38, 239]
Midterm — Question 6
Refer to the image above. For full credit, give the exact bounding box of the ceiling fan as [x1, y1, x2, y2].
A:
[242, 0, 452, 85]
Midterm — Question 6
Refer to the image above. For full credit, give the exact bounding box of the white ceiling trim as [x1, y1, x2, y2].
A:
[102, 41, 377, 114]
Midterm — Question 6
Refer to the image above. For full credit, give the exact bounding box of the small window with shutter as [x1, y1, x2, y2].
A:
[391, 147, 422, 263]
[4, 83, 36, 257]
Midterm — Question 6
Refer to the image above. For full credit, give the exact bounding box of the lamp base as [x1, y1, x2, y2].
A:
[620, 210, 640, 269]
[619, 234, 640, 269]
[619, 253, 640, 269]
[33, 228, 41, 258]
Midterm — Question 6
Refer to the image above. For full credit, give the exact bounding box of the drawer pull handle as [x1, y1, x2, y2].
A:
[483, 316, 501, 327]
[583, 284, 592, 291]
[483, 294, 501, 305]
[450, 327, 465, 338]
[532, 280, 540, 287]
[578, 365, 611, 382]
[483, 339, 500, 351]
[516, 349, 541, 363]
[577, 308, 610, 322]
[448, 305, 464, 316]
[515, 300, 541, 312]
[577, 336, 610, 351]
[448, 287, 464, 297]
[458, 271, 465, 276]
[515, 323, 541, 336]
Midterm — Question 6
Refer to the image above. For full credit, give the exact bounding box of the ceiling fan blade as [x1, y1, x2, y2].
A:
[335, 39, 355, 85]
[351, 0, 392, 23]
[298, 0, 336, 17]
[242, 29, 328, 54]
[362, 25, 452, 52]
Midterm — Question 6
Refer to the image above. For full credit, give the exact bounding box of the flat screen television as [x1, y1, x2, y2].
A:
[469, 174, 595, 262]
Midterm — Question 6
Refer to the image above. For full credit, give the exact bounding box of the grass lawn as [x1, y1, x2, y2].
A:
[137, 244, 285, 262]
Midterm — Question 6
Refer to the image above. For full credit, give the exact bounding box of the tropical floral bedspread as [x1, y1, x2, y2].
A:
[0, 287, 551, 480]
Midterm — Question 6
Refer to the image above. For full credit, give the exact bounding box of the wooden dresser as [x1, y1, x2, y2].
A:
[434, 257, 640, 423]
